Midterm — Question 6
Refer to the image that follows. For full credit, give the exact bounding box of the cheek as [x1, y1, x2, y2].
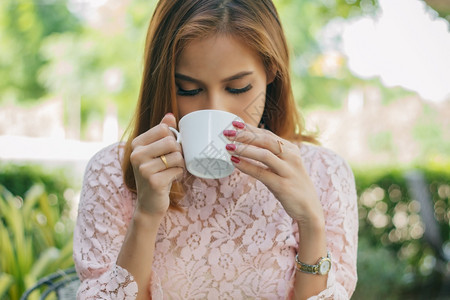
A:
[177, 99, 187, 117]
[239, 87, 266, 127]
[177, 97, 197, 119]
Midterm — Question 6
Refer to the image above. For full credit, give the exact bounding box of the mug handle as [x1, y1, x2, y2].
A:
[168, 127, 181, 143]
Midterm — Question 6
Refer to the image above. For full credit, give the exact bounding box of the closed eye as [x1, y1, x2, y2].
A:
[176, 84, 252, 96]
[177, 87, 202, 96]
[227, 84, 252, 94]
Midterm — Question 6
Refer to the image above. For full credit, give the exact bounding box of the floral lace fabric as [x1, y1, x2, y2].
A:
[73, 142, 358, 299]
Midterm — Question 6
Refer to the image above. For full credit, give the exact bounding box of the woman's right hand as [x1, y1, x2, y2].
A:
[130, 113, 185, 217]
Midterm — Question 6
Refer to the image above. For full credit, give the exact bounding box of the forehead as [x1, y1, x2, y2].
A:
[175, 34, 264, 76]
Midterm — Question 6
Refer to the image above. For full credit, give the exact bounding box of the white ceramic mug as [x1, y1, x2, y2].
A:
[169, 110, 242, 179]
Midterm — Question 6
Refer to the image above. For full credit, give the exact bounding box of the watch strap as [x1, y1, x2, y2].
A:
[295, 251, 331, 275]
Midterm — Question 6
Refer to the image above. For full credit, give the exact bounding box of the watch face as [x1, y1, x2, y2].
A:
[319, 260, 331, 275]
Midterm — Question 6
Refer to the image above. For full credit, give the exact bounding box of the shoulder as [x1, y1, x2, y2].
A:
[85, 142, 125, 173]
[83, 142, 128, 191]
[295, 142, 354, 181]
[82, 141, 134, 202]
[296, 142, 349, 167]
[294, 143, 357, 213]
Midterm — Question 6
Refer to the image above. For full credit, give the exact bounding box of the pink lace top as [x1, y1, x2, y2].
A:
[73, 142, 358, 299]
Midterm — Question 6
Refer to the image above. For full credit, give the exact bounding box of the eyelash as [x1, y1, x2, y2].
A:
[177, 88, 201, 97]
[177, 84, 253, 96]
[228, 84, 252, 94]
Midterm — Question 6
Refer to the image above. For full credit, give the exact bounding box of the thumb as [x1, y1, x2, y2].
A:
[160, 113, 177, 129]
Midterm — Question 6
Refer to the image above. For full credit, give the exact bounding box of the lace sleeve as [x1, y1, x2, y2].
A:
[73, 144, 139, 299]
[301, 145, 358, 299]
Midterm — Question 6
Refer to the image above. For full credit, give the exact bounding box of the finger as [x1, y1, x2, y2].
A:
[154, 151, 186, 173]
[160, 113, 177, 131]
[227, 143, 289, 177]
[139, 151, 185, 176]
[230, 155, 279, 183]
[143, 166, 185, 190]
[137, 154, 185, 180]
[151, 135, 182, 157]
[132, 113, 178, 149]
[130, 135, 182, 166]
[224, 127, 288, 158]
[232, 121, 279, 139]
[132, 123, 174, 149]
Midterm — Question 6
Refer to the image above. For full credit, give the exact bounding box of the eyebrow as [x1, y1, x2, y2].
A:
[175, 71, 253, 84]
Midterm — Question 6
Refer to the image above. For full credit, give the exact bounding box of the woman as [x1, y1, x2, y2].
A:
[73, 0, 358, 299]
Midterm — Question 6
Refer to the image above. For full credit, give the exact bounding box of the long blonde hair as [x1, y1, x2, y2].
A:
[122, 0, 317, 207]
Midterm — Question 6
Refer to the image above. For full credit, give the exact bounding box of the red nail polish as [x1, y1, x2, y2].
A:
[231, 155, 240, 164]
[223, 130, 237, 137]
[232, 121, 245, 129]
[226, 144, 236, 151]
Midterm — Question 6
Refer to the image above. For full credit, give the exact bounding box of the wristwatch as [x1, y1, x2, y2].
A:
[295, 251, 331, 275]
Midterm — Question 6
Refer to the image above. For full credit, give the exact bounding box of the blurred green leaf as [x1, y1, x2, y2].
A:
[0, 182, 75, 299]
[0, 0, 81, 103]
[0, 273, 14, 299]
[25, 247, 60, 285]
[353, 163, 450, 298]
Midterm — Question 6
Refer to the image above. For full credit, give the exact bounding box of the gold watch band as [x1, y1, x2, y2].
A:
[295, 251, 331, 275]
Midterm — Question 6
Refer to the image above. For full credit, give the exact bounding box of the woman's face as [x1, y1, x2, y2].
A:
[175, 34, 270, 127]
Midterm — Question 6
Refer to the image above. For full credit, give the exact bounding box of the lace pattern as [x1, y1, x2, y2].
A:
[73, 142, 358, 299]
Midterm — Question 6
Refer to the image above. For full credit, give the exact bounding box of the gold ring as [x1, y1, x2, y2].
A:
[160, 154, 169, 169]
[277, 140, 284, 156]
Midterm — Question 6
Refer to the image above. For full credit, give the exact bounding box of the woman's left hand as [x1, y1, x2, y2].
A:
[224, 121, 324, 227]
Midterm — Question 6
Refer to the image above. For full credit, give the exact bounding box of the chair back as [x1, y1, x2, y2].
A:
[20, 268, 80, 300]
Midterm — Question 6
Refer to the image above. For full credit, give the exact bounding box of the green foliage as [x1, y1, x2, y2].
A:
[0, 163, 73, 214]
[0, 162, 448, 299]
[0, 184, 75, 300]
[368, 131, 395, 153]
[353, 237, 408, 300]
[0, 164, 75, 299]
[0, 0, 81, 104]
[413, 103, 450, 161]
[1, 1, 448, 298]
[353, 164, 450, 298]
[0, 0, 386, 135]
[273, 0, 381, 109]
[0, 273, 14, 299]
[36, 1, 157, 136]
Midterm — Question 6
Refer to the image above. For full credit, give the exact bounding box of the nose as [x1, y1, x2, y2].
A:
[204, 92, 228, 111]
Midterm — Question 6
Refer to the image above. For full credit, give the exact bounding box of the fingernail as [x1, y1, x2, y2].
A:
[231, 155, 240, 164]
[165, 112, 174, 117]
[226, 144, 236, 151]
[223, 130, 237, 137]
[232, 121, 245, 129]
